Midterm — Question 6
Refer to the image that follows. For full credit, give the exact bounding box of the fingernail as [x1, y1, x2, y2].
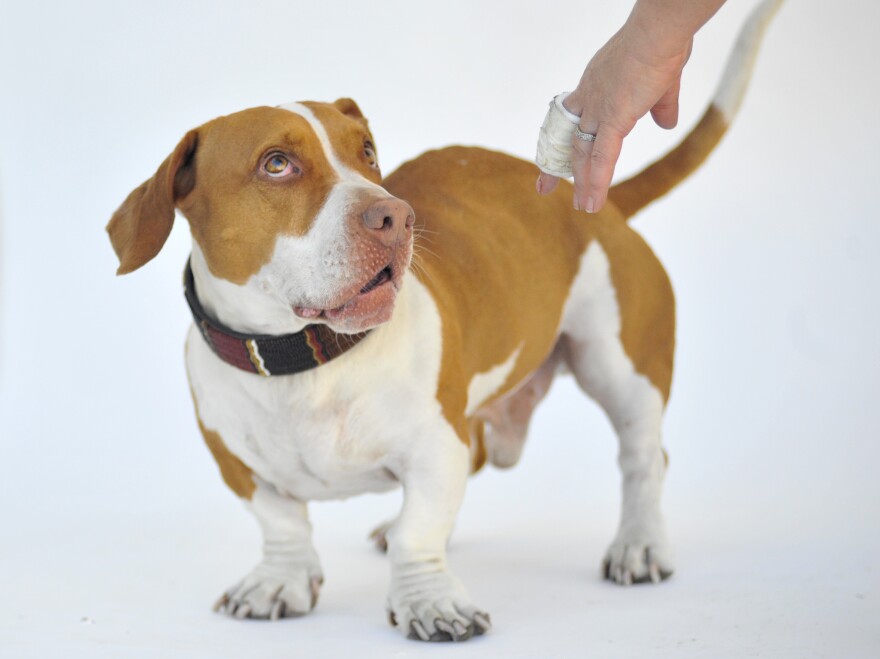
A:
[573, 197, 580, 211]
[585, 197, 595, 213]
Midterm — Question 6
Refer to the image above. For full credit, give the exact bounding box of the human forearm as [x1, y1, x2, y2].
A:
[626, 0, 727, 59]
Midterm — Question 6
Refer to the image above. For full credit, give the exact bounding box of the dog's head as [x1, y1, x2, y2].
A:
[107, 99, 414, 333]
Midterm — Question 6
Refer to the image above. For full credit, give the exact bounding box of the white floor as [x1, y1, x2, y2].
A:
[2, 378, 877, 658]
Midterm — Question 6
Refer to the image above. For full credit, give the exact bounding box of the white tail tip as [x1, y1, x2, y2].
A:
[713, 0, 785, 122]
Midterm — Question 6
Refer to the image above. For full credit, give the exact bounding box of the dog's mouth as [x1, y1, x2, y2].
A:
[294, 263, 396, 323]
[359, 265, 393, 295]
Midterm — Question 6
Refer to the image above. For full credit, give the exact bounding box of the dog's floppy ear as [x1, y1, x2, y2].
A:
[333, 98, 369, 127]
[106, 129, 199, 275]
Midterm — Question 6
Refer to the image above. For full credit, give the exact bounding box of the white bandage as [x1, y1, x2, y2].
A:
[535, 92, 581, 178]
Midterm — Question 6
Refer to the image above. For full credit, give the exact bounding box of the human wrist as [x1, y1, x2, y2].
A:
[625, 0, 724, 60]
[624, 10, 692, 62]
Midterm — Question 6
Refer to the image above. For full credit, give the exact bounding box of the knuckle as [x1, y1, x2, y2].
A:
[590, 149, 611, 167]
[571, 141, 592, 158]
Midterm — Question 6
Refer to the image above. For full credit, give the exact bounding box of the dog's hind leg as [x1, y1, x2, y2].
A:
[561, 236, 675, 585]
[475, 343, 562, 469]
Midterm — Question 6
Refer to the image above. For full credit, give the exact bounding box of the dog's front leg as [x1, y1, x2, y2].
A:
[215, 478, 323, 620]
[385, 427, 491, 642]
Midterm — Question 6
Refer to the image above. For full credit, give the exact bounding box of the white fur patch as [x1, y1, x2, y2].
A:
[465, 343, 523, 416]
[561, 241, 664, 423]
[190, 243, 307, 335]
[561, 240, 672, 581]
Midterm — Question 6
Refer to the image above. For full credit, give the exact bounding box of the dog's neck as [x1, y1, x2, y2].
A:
[189, 242, 309, 336]
[186, 243, 375, 377]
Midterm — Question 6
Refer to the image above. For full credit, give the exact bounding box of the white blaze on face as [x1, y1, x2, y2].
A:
[264, 103, 397, 306]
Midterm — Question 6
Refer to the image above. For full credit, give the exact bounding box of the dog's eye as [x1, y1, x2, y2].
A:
[263, 153, 297, 177]
[364, 141, 378, 169]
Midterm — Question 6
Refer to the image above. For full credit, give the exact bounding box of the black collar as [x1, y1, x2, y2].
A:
[183, 259, 369, 376]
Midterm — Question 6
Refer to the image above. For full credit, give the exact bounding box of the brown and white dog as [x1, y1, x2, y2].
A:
[106, 1, 780, 642]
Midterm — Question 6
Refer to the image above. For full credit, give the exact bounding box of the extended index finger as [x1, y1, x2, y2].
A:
[581, 125, 624, 213]
[570, 131, 596, 212]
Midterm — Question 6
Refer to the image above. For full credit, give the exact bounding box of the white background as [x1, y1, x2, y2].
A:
[1, 0, 878, 657]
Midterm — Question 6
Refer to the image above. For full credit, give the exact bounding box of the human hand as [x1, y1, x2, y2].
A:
[536, 24, 693, 213]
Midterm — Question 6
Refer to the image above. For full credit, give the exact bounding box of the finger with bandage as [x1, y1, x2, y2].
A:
[534, 0, 726, 214]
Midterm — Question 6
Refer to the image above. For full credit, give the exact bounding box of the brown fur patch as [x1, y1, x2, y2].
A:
[195, 414, 256, 500]
[107, 130, 198, 275]
[384, 148, 592, 442]
[383, 146, 678, 443]
[469, 418, 488, 473]
[178, 106, 340, 284]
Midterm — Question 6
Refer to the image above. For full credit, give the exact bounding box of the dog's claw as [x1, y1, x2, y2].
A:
[217, 562, 323, 620]
[473, 612, 492, 634]
[409, 618, 475, 642]
[309, 576, 323, 609]
[409, 620, 430, 642]
[368, 521, 392, 553]
[391, 572, 489, 641]
[212, 593, 229, 613]
[435, 620, 455, 637]
[397, 609, 492, 641]
[451, 620, 468, 639]
[603, 540, 674, 585]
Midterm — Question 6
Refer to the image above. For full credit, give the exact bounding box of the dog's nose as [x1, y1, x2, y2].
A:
[362, 198, 415, 244]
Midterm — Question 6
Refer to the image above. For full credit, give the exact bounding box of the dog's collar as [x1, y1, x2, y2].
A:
[183, 259, 369, 376]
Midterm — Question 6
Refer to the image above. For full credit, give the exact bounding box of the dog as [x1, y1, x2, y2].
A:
[106, 0, 780, 642]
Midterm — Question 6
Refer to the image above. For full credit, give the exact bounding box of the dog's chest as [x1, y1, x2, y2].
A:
[187, 336, 405, 499]
[184, 281, 445, 501]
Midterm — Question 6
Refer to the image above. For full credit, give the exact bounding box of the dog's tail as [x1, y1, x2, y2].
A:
[609, 0, 784, 220]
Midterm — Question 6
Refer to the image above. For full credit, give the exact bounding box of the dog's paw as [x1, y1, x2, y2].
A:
[602, 532, 674, 586]
[214, 563, 324, 620]
[387, 572, 491, 642]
